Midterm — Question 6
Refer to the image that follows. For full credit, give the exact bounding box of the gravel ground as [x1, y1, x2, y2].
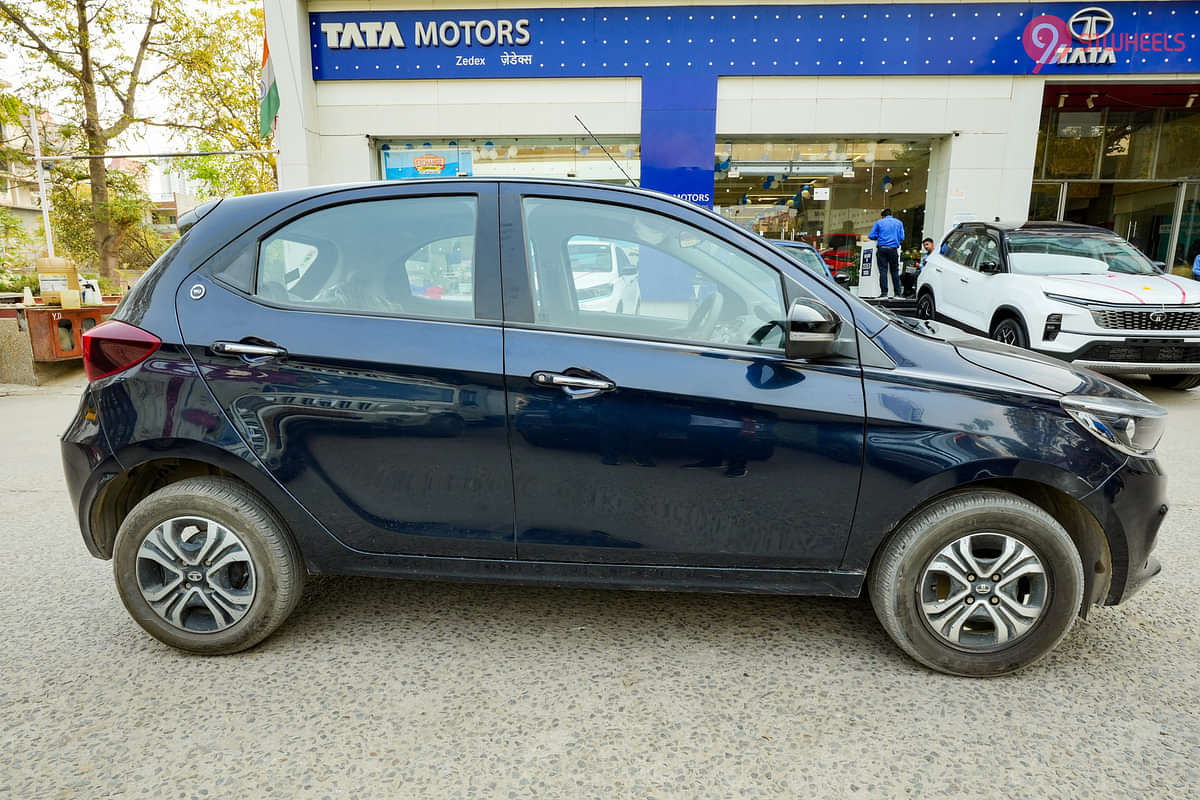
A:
[1, 372, 1197, 799]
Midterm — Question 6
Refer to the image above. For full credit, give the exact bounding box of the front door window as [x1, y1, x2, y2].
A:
[521, 197, 788, 350]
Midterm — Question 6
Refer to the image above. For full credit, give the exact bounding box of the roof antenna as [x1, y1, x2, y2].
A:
[575, 114, 638, 187]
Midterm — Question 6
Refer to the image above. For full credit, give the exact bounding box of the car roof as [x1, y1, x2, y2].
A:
[954, 219, 1119, 237]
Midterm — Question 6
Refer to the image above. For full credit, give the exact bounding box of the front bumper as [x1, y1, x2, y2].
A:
[1036, 336, 1200, 374]
[1074, 360, 1200, 375]
[1086, 455, 1167, 605]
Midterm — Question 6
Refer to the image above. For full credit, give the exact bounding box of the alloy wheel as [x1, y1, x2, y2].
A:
[992, 320, 1021, 346]
[917, 532, 1049, 651]
[917, 295, 934, 320]
[135, 516, 257, 633]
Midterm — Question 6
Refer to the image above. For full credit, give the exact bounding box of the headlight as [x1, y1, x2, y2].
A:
[1060, 395, 1167, 457]
[1042, 293, 1089, 307]
[577, 283, 614, 301]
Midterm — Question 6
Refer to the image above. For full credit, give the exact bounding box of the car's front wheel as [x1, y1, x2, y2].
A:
[1148, 373, 1200, 390]
[916, 290, 935, 320]
[990, 316, 1029, 349]
[112, 476, 305, 654]
[869, 490, 1084, 677]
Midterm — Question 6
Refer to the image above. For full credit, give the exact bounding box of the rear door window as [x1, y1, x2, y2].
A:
[255, 196, 479, 320]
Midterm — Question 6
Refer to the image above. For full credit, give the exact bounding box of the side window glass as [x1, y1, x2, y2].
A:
[405, 234, 475, 305]
[973, 236, 1001, 270]
[948, 233, 981, 268]
[522, 198, 789, 350]
[255, 196, 478, 320]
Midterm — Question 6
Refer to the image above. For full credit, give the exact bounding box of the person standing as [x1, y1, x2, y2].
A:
[919, 237, 936, 270]
[868, 209, 904, 297]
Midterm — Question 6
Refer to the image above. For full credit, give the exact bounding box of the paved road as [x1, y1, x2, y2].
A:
[1, 372, 1197, 799]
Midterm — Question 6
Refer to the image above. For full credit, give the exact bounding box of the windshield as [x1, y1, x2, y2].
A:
[1007, 233, 1160, 276]
[788, 248, 827, 274]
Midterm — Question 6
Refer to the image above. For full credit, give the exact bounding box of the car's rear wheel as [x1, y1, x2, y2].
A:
[869, 490, 1084, 677]
[916, 291, 935, 320]
[990, 316, 1029, 349]
[112, 476, 305, 654]
[1148, 373, 1200, 390]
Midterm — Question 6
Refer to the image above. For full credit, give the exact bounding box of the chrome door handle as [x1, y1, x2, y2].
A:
[211, 340, 287, 359]
[959, 277, 970, 284]
[531, 370, 616, 399]
[934, 267, 943, 273]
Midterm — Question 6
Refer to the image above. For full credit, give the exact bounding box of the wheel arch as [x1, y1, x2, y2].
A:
[866, 476, 1113, 616]
[989, 305, 1029, 336]
[88, 441, 315, 563]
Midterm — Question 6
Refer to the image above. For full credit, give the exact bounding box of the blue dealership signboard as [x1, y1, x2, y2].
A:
[309, 3, 1200, 204]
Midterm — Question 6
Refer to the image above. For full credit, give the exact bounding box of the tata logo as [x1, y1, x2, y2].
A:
[1069, 7, 1115, 43]
[1150, 311, 1167, 324]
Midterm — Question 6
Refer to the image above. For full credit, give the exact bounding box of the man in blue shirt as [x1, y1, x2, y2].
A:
[868, 209, 904, 297]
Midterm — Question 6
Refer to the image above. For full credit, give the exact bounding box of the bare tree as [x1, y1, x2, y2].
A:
[0, 0, 183, 277]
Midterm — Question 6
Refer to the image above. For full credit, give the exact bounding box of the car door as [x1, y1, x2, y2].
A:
[959, 229, 1004, 331]
[499, 184, 865, 569]
[176, 184, 516, 558]
[935, 229, 983, 329]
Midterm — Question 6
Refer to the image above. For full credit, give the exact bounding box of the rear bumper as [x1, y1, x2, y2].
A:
[60, 386, 119, 559]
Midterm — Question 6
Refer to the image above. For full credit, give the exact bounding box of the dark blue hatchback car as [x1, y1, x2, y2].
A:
[62, 179, 1168, 676]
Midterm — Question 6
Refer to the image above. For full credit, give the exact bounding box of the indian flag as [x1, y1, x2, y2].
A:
[259, 34, 279, 140]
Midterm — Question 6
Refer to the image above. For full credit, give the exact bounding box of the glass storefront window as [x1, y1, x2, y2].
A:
[1062, 182, 1179, 264]
[1028, 184, 1061, 221]
[1045, 111, 1103, 179]
[377, 137, 640, 183]
[1173, 184, 1200, 275]
[1099, 110, 1157, 180]
[713, 137, 931, 271]
[1157, 111, 1200, 180]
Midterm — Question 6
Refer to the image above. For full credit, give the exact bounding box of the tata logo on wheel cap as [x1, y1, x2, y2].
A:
[1023, 5, 1188, 74]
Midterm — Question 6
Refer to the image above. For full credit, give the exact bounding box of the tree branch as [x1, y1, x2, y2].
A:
[0, 0, 81, 79]
[101, 0, 161, 141]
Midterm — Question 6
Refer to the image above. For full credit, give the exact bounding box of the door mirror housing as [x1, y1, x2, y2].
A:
[784, 299, 842, 360]
[979, 260, 1002, 274]
[1153, 260, 1168, 273]
[833, 271, 852, 288]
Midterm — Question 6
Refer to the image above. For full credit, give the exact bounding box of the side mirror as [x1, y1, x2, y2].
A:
[834, 271, 852, 287]
[979, 260, 1001, 274]
[784, 299, 842, 361]
[1153, 261, 1168, 273]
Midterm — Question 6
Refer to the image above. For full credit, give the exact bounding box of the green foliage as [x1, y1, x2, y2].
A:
[165, 5, 277, 198]
[0, 207, 32, 266]
[0, 270, 38, 294]
[48, 162, 167, 272]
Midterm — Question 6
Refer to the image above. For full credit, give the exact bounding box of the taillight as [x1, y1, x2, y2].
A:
[81, 320, 161, 381]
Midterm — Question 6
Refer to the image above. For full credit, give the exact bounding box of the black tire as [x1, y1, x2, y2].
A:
[869, 490, 1084, 677]
[916, 290, 935, 320]
[990, 316, 1029, 349]
[1148, 373, 1200, 390]
[112, 476, 305, 654]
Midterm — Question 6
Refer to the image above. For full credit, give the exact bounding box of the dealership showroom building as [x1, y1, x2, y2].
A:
[265, 1, 1200, 271]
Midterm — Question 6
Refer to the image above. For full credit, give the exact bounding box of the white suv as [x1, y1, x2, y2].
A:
[567, 238, 642, 314]
[916, 221, 1200, 390]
